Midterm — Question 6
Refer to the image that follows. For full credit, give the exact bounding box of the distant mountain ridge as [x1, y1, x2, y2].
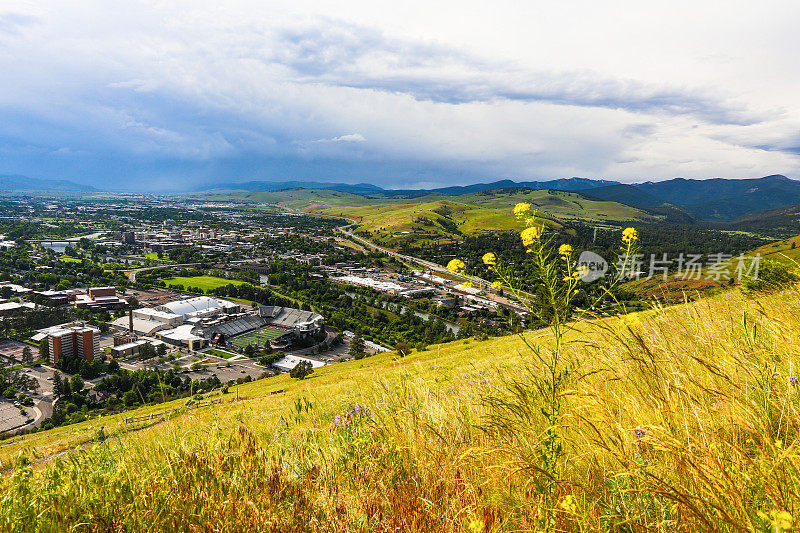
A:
[206, 175, 800, 222]
[581, 175, 800, 221]
[206, 180, 383, 195]
[0, 174, 97, 192]
[204, 177, 620, 197]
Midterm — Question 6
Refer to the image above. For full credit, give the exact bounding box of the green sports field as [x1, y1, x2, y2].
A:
[162, 275, 244, 291]
[230, 326, 287, 348]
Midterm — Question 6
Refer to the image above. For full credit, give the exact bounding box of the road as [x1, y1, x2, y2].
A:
[124, 262, 202, 282]
[333, 222, 531, 313]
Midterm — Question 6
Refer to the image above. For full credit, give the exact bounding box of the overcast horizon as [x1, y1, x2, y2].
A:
[2, 1, 800, 191]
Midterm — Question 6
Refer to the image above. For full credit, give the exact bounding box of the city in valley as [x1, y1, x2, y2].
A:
[0, 195, 526, 435]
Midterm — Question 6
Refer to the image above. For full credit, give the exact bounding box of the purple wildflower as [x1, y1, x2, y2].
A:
[334, 415, 341, 427]
[790, 376, 799, 387]
[353, 403, 361, 415]
[364, 406, 373, 418]
[634, 426, 646, 439]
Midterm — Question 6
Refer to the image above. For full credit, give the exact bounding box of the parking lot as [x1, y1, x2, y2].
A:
[0, 339, 34, 365]
[0, 401, 31, 432]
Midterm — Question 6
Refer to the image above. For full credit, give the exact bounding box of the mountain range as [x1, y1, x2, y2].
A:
[0, 174, 97, 192]
[209, 174, 800, 222]
[204, 177, 620, 197]
[585, 175, 800, 221]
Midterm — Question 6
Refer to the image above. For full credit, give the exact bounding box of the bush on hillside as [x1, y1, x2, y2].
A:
[741, 258, 798, 293]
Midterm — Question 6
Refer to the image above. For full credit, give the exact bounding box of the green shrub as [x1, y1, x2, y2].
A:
[742, 258, 798, 293]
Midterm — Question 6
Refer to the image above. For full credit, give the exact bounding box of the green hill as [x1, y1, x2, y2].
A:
[208, 187, 657, 249]
[318, 189, 656, 248]
[2, 286, 800, 530]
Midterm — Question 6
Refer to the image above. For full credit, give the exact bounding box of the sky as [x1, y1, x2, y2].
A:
[1, 0, 800, 191]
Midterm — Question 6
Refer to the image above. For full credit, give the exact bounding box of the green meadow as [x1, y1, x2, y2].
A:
[161, 275, 244, 291]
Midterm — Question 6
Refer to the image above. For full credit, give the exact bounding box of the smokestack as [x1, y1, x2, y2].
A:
[129, 309, 133, 333]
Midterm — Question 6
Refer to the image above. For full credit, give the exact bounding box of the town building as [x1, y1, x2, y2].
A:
[46, 322, 100, 364]
[110, 339, 166, 358]
[155, 296, 239, 319]
[0, 301, 36, 317]
[73, 286, 127, 311]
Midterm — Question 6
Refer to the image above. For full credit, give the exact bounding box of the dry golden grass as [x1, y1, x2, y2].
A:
[1, 286, 799, 531]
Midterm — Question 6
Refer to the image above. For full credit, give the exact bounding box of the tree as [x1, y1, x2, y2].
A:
[52, 371, 64, 400]
[21, 346, 33, 364]
[289, 361, 314, 380]
[244, 344, 256, 356]
[157, 343, 167, 357]
[39, 341, 50, 361]
[395, 341, 412, 358]
[139, 342, 155, 359]
[349, 334, 365, 360]
[123, 390, 139, 406]
[742, 259, 799, 293]
[70, 375, 84, 394]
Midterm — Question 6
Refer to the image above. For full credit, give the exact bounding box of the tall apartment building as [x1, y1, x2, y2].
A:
[47, 322, 100, 364]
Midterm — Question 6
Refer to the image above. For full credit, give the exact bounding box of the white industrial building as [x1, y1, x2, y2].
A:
[272, 354, 326, 373]
[155, 296, 239, 319]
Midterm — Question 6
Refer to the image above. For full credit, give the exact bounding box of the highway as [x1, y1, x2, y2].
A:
[335, 223, 529, 313]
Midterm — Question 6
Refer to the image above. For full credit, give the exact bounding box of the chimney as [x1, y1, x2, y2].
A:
[129, 309, 134, 333]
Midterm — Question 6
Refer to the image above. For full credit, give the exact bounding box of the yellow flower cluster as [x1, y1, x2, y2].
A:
[521, 226, 543, 247]
[558, 244, 573, 257]
[447, 259, 465, 273]
[513, 202, 531, 218]
[622, 227, 638, 243]
[758, 510, 793, 532]
[491, 281, 502, 290]
[559, 495, 577, 514]
[461, 281, 473, 289]
[482, 252, 497, 266]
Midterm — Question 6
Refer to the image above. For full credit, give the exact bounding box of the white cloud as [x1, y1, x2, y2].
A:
[0, 0, 799, 188]
[313, 133, 366, 143]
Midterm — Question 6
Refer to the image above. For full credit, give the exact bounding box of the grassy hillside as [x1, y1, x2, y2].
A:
[205, 188, 655, 248]
[3, 286, 800, 530]
[748, 234, 800, 264]
[204, 188, 381, 209]
[316, 190, 655, 248]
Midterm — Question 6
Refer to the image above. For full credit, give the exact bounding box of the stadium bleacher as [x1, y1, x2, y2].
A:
[205, 315, 266, 338]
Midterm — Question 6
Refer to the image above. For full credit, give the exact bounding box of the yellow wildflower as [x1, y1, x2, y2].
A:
[468, 520, 484, 533]
[558, 244, 573, 257]
[482, 252, 497, 266]
[513, 202, 531, 218]
[447, 259, 465, 273]
[461, 281, 473, 289]
[618, 312, 641, 330]
[758, 510, 793, 532]
[622, 227, 638, 243]
[491, 281, 502, 289]
[521, 226, 543, 247]
[559, 495, 577, 514]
